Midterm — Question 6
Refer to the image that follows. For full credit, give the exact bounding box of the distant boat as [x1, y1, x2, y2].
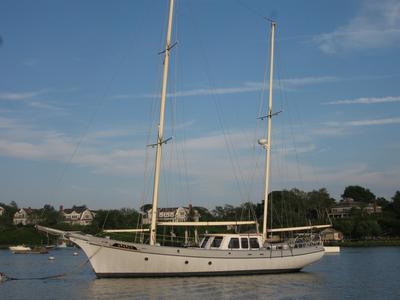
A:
[9, 245, 48, 254]
[9, 245, 31, 253]
[56, 241, 68, 249]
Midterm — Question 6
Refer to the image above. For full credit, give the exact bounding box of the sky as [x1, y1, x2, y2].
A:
[0, 0, 399, 210]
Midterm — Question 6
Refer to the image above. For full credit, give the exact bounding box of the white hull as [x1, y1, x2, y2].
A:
[70, 234, 324, 277]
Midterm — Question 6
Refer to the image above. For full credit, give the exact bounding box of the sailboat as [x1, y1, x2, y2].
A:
[38, 0, 330, 277]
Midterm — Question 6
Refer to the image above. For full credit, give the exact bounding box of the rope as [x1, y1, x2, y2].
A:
[2, 245, 103, 282]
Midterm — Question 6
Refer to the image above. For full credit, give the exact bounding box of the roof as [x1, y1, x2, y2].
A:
[16, 208, 40, 215]
[203, 233, 262, 237]
[63, 207, 89, 214]
[159, 207, 179, 212]
[321, 228, 342, 234]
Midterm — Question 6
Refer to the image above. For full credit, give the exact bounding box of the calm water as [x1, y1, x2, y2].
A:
[0, 247, 399, 299]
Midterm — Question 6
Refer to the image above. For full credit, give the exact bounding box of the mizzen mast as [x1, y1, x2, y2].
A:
[150, 0, 175, 246]
[260, 21, 276, 241]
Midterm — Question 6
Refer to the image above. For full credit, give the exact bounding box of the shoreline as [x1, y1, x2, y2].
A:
[325, 239, 400, 247]
[2, 240, 400, 249]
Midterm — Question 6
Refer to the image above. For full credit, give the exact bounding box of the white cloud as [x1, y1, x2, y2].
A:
[325, 96, 400, 105]
[327, 117, 400, 127]
[0, 89, 47, 101]
[2, 115, 399, 204]
[280, 76, 338, 87]
[311, 126, 348, 137]
[0, 89, 66, 113]
[113, 76, 339, 100]
[28, 101, 64, 112]
[21, 58, 38, 67]
[0, 117, 20, 129]
[314, 0, 400, 53]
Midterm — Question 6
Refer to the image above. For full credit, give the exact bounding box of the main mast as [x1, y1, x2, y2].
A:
[150, 0, 175, 246]
[261, 21, 276, 241]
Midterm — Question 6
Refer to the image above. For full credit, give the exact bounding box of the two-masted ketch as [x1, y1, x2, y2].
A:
[38, 0, 330, 277]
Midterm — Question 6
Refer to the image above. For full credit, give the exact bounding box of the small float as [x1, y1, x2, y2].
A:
[324, 246, 340, 253]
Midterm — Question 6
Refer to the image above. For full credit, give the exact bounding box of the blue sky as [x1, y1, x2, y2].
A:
[0, 0, 399, 210]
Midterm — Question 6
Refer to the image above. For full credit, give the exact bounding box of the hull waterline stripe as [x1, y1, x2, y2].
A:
[95, 268, 302, 278]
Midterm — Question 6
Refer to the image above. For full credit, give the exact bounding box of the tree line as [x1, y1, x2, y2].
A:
[1, 185, 400, 244]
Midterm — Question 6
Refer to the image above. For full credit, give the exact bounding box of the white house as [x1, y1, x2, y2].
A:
[143, 206, 200, 225]
[329, 198, 382, 219]
[60, 206, 96, 226]
[0, 206, 4, 216]
[13, 208, 41, 225]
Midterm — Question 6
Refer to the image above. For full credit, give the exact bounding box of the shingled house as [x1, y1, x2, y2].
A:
[60, 206, 96, 226]
[142, 206, 200, 225]
[13, 208, 42, 225]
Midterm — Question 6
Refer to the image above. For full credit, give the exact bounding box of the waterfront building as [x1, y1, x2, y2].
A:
[13, 208, 42, 225]
[328, 198, 382, 219]
[60, 206, 96, 226]
[142, 206, 200, 225]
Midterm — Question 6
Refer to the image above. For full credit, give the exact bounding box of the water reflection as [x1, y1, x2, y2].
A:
[1, 248, 400, 300]
[86, 272, 324, 300]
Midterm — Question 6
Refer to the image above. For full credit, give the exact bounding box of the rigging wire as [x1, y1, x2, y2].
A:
[136, 2, 171, 237]
[186, 3, 248, 204]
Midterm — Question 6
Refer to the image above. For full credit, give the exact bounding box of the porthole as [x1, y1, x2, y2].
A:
[208, 261, 212, 265]
[177, 249, 180, 253]
[144, 257, 149, 261]
[185, 261, 189, 264]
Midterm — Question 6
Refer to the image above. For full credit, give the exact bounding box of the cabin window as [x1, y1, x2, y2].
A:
[200, 236, 210, 248]
[211, 237, 223, 248]
[249, 238, 260, 249]
[228, 238, 240, 249]
[241, 238, 249, 249]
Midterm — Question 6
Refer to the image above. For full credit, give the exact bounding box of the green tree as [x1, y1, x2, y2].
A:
[0, 202, 18, 229]
[333, 219, 354, 239]
[140, 204, 152, 213]
[71, 204, 87, 211]
[392, 191, 400, 217]
[193, 206, 213, 221]
[306, 188, 335, 221]
[342, 186, 376, 203]
[376, 197, 390, 210]
[40, 204, 62, 226]
[212, 204, 238, 220]
[353, 219, 381, 238]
